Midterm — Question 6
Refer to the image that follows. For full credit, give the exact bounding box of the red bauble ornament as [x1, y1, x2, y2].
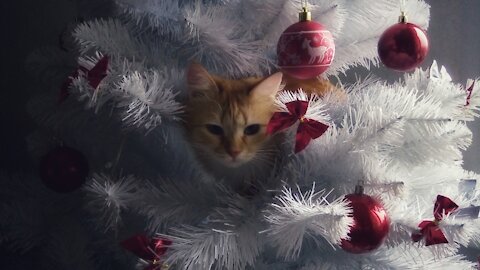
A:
[39, 146, 89, 193]
[277, 10, 335, 79]
[340, 187, 390, 254]
[378, 18, 429, 71]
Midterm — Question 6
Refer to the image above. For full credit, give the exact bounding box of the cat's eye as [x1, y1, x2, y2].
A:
[244, 124, 261, 135]
[205, 124, 224, 135]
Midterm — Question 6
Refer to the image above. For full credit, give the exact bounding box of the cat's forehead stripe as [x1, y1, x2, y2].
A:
[213, 78, 259, 127]
[220, 95, 248, 127]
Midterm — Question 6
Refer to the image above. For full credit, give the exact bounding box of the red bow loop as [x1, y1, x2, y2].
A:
[433, 195, 458, 220]
[266, 112, 297, 135]
[59, 55, 109, 103]
[413, 220, 449, 246]
[285, 100, 309, 118]
[266, 100, 329, 153]
[85, 55, 109, 89]
[121, 234, 172, 270]
[411, 195, 458, 246]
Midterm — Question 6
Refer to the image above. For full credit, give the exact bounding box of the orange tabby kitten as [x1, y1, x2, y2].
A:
[184, 63, 342, 179]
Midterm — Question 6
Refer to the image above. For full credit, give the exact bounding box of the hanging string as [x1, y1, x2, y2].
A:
[399, 0, 406, 13]
[301, 0, 308, 9]
[398, 0, 408, 23]
[111, 136, 127, 178]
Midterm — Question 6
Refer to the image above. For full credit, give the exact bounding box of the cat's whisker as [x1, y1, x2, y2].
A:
[252, 153, 276, 167]
[256, 149, 279, 160]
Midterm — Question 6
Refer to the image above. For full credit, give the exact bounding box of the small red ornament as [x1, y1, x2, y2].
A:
[277, 7, 335, 79]
[378, 13, 429, 71]
[340, 184, 390, 254]
[39, 146, 89, 193]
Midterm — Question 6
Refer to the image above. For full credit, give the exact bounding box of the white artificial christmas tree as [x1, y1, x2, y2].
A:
[2, 0, 480, 269]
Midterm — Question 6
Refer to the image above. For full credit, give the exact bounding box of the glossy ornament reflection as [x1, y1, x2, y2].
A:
[340, 186, 390, 253]
[378, 14, 429, 71]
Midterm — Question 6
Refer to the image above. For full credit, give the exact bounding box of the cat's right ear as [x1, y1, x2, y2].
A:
[186, 62, 217, 99]
[250, 72, 283, 99]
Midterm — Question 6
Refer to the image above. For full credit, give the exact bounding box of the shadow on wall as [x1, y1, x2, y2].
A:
[0, 0, 113, 173]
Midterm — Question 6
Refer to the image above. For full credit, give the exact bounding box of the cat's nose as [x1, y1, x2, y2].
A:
[228, 149, 241, 159]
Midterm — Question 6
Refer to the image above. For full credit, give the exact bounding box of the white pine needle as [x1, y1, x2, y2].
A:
[84, 173, 137, 232]
[263, 185, 353, 260]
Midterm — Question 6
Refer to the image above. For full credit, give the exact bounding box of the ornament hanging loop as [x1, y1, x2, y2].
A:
[398, 0, 408, 23]
[301, 0, 308, 8]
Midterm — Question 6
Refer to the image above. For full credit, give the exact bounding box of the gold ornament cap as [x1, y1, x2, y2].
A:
[354, 180, 365, 195]
[299, 7, 312, 21]
[398, 11, 408, 23]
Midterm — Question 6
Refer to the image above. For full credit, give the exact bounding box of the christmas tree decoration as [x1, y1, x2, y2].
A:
[411, 195, 458, 246]
[378, 11, 429, 71]
[59, 55, 109, 103]
[121, 234, 172, 270]
[39, 145, 89, 193]
[82, 55, 109, 89]
[340, 183, 390, 254]
[267, 91, 330, 153]
[277, 2, 335, 79]
[466, 81, 475, 106]
[7, 0, 480, 269]
[84, 174, 138, 231]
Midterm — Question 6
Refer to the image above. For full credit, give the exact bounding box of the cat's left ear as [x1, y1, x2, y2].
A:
[186, 62, 218, 99]
[250, 72, 283, 98]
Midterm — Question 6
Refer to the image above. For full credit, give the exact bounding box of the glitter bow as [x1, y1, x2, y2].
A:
[266, 100, 329, 153]
[59, 55, 109, 103]
[121, 234, 172, 270]
[411, 195, 458, 246]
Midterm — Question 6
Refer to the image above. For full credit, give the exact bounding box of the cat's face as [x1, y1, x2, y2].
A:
[184, 64, 283, 168]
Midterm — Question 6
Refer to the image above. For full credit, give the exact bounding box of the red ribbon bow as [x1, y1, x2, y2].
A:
[266, 100, 329, 153]
[411, 195, 458, 246]
[466, 81, 475, 106]
[59, 55, 109, 103]
[121, 234, 172, 270]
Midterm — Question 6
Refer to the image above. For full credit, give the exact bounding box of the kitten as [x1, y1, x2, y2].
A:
[184, 63, 342, 181]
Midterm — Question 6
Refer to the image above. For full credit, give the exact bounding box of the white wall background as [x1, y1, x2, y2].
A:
[425, 0, 480, 172]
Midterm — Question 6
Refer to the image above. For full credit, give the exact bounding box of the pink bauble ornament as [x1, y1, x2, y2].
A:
[39, 146, 89, 193]
[378, 16, 429, 71]
[277, 9, 335, 79]
[340, 185, 390, 254]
